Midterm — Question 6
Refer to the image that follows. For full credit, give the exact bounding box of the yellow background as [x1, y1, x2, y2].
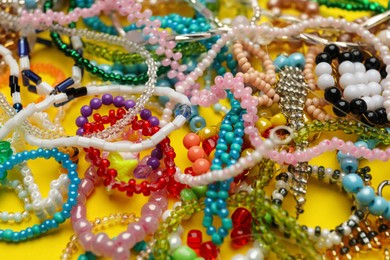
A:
[0, 1, 390, 259]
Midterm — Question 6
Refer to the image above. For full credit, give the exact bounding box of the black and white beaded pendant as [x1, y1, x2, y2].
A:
[315, 44, 389, 125]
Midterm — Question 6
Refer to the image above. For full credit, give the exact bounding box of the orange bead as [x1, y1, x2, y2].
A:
[187, 146, 205, 162]
[183, 133, 201, 149]
[192, 159, 210, 175]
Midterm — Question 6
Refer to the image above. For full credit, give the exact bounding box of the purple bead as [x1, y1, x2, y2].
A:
[147, 157, 160, 170]
[90, 98, 102, 109]
[133, 165, 152, 179]
[80, 105, 92, 117]
[151, 148, 163, 160]
[76, 116, 88, 127]
[148, 116, 160, 126]
[140, 109, 152, 120]
[124, 100, 136, 110]
[113, 96, 125, 107]
[76, 128, 84, 136]
[102, 94, 113, 105]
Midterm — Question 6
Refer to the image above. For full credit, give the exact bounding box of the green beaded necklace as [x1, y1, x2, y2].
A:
[313, 0, 386, 13]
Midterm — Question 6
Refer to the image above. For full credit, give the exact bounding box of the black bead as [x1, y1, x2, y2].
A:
[350, 98, 367, 114]
[324, 87, 342, 103]
[315, 52, 332, 64]
[333, 99, 350, 117]
[362, 110, 379, 125]
[364, 56, 381, 70]
[284, 232, 291, 239]
[376, 108, 388, 124]
[368, 231, 378, 239]
[358, 231, 370, 245]
[279, 188, 288, 197]
[315, 226, 321, 237]
[277, 172, 289, 182]
[354, 210, 365, 220]
[324, 44, 340, 59]
[351, 49, 364, 62]
[361, 166, 371, 174]
[348, 238, 358, 246]
[380, 66, 388, 79]
[13, 103, 23, 113]
[379, 224, 389, 232]
[338, 52, 353, 63]
[272, 199, 282, 206]
[332, 170, 341, 180]
[336, 225, 344, 235]
[339, 247, 350, 255]
[301, 225, 308, 231]
[318, 166, 325, 180]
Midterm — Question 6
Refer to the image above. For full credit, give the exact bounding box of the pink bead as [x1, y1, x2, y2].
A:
[85, 166, 99, 184]
[73, 219, 92, 235]
[141, 202, 163, 216]
[80, 178, 95, 197]
[71, 204, 86, 222]
[115, 232, 136, 248]
[167, 70, 177, 79]
[150, 194, 168, 209]
[173, 52, 182, 61]
[139, 214, 160, 234]
[161, 58, 171, 66]
[92, 232, 109, 256]
[127, 223, 146, 241]
[78, 232, 95, 251]
[113, 246, 130, 260]
[156, 47, 165, 55]
[101, 240, 116, 257]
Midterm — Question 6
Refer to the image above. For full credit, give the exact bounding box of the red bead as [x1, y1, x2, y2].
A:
[108, 109, 115, 118]
[100, 159, 110, 168]
[199, 241, 219, 259]
[230, 226, 251, 247]
[202, 137, 217, 155]
[167, 181, 185, 197]
[184, 167, 194, 175]
[116, 108, 126, 118]
[102, 115, 110, 124]
[262, 127, 273, 138]
[93, 113, 102, 122]
[187, 229, 202, 249]
[107, 169, 117, 177]
[231, 207, 252, 228]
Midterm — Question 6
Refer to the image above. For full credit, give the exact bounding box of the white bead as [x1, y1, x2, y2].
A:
[367, 82, 382, 96]
[349, 215, 360, 224]
[366, 69, 381, 83]
[338, 61, 355, 75]
[317, 74, 335, 90]
[362, 96, 374, 111]
[173, 202, 182, 209]
[275, 180, 289, 190]
[307, 227, 314, 237]
[0, 211, 9, 222]
[271, 191, 284, 200]
[371, 95, 384, 110]
[384, 100, 390, 109]
[355, 71, 369, 84]
[162, 210, 172, 221]
[315, 62, 332, 76]
[354, 62, 366, 73]
[339, 73, 356, 89]
[168, 234, 182, 250]
[246, 248, 264, 260]
[321, 228, 330, 239]
[13, 212, 22, 223]
[343, 85, 360, 101]
[329, 231, 342, 245]
[342, 224, 351, 235]
[324, 238, 333, 249]
[356, 84, 370, 97]
[231, 254, 248, 260]
[378, 30, 390, 46]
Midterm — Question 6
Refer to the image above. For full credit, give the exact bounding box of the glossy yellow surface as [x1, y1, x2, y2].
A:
[0, 1, 389, 259]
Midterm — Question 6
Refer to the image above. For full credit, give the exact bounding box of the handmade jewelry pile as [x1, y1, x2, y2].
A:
[0, 0, 390, 259]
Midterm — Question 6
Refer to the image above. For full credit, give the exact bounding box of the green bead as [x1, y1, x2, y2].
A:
[218, 190, 228, 199]
[54, 212, 65, 224]
[224, 132, 235, 144]
[263, 213, 273, 225]
[191, 185, 207, 198]
[202, 216, 212, 227]
[171, 246, 197, 260]
[32, 224, 41, 236]
[211, 233, 222, 245]
[206, 190, 217, 198]
[133, 240, 147, 253]
[3, 229, 13, 241]
[222, 218, 232, 229]
[180, 188, 197, 201]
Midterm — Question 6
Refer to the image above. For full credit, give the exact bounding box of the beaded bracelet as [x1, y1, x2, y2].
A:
[315, 0, 386, 14]
[61, 212, 139, 260]
[0, 148, 79, 242]
[0, 178, 31, 223]
[71, 165, 167, 259]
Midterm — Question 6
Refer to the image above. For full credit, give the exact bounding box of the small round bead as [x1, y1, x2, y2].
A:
[324, 87, 341, 103]
[338, 52, 353, 63]
[316, 52, 332, 64]
[342, 173, 363, 193]
[338, 61, 355, 75]
[288, 52, 305, 69]
[356, 186, 376, 206]
[315, 62, 333, 76]
[351, 49, 364, 62]
[183, 133, 201, 149]
[333, 99, 350, 117]
[317, 74, 335, 90]
[350, 98, 367, 114]
[368, 196, 388, 216]
[365, 57, 381, 71]
[324, 44, 340, 59]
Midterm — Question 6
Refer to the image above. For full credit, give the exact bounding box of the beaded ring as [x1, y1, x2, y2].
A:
[0, 148, 79, 242]
[71, 165, 167, 259]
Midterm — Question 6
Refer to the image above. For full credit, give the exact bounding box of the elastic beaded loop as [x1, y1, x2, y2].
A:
[269, 125, 294, 145]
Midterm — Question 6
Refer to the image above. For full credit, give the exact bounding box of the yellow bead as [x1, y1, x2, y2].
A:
[209, 150, 215, 161]
[270, 113, 287, 127]
[255, 117, 272, 134]
[198, 127, 218, 141]
[241, 148, 254, 157]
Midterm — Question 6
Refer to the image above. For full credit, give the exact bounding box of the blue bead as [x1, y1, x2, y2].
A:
[383, 202, 390, 220]
[204, 197, 213, 206]
[175, 104, 192, 120]
[206, 226, 216, 235]
[356, 186, 376, 206]
[25, 0, 37, 9]
[274, 55, 290, 72]
[342, 173, 363, 193]
[354, 140, 368, 149]
[189, 106, 199, 120]
[211, 233, 222, 245]
[337, 151, 348, 162]
[218, 208, 229, 218]
[189, 116, 206, 132]
[288, 52, 306, 69]
[98, 64, 112, 73]
[368, 196, 389, 216]
[204, 207, 212, 216]
[340, 156, 359, 173]
[218, 227, 228, 238]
